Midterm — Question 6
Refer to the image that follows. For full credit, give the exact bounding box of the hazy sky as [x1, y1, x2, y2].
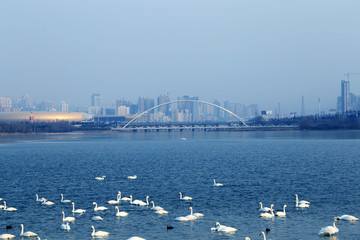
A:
[1, 0, 360, 114]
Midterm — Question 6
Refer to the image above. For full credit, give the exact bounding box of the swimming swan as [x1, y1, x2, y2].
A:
[72, 202, 86, 213]
[335, 215, 359, 221]
[213, 179, 224, 187]
[258, 203, 273, 212]
[91, 225, 109, 237]
[211, 222, 237, 233]
[93, 202, 108, 211]
[3, 202, 17, 212]
[62, 211, 75, 223]
[127, 175, 137, 179]
[150, 201, 164, 211]
[179, 192, 192, 201]
[0, 233, 15, 239]
[115, 206, 128, 217]
[319, 219, 339, 236]
[108, 191, 121, 205]
[260, 209, 274, 218]
[127, 237, 145, 240]
[295, 194, 310, 208]
[276, 205, 287, 217]
[155, 209, 168, 215]
[120, 192, 132, 201]
[92, 216, 103, 221]
[60, 222, 70, 231]
[19, 224, 37, 237]
[61, 194, 71, 203]
[189, 207, 204, 218]
[95, 176, 106, 180]
[42, 200, 55, 206]
[130, 196, 149, 206]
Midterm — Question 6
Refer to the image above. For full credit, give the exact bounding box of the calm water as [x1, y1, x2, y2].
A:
[1, 131, 360, 240]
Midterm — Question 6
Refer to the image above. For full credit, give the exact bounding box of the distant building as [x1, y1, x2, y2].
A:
[117, 106, 130, 116]
[60, 101, 69, 112]
[90, 93, 103, 115]
[0, 97, 12, 112]
[341, 80, 350, 113]
[157, 94, 171, 116]
[0, 112, 91, 122]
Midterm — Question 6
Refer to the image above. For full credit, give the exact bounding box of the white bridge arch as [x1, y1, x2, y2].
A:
[123, 100, 248, 128]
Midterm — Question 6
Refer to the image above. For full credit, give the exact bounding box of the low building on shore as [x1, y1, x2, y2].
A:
[0, 112, 92, 122]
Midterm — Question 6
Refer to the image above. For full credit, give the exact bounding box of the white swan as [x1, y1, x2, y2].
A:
[276, 205, 287, 217]
[127, 237, 145, 240]
[260, 209, 274, 218]
[179, 192, 192, 201]
[175, 216, 190, 221]
[189, 207, 204, 218]
[115, 206, 128, 217]
[150, 201, 164, 211]
[42, 200, 55, 206]
[0, 233, 15, 239]
[335, 215, 358, 221]
[245, 238, 251, 240]
[127, 175, 137, 179]
[60, 222, 70, 231]
[19, 224, 37, 237]
[35, 194, 46, 202]
[260, 231, 266, 240]
[120, 192, 132, 201]
[211, 222, 237, 233]
[93, 202, 108, 211]
[155, 209, 168, 215]
[91, 225, 109, 237]
[3, 202, 17, 212]
[295, 194, 310, 208]
[130, 196, 149, 206]
[62, 211, 75, 223]
[95, 176, 106, 180]
[92, 216, 103, 221]
[108, 191, 121, 204]
[72, 202, 86, 213]
[61, 194, 71, 203]
[319, 219, 339, 236]
[258, 203, 273, 212]
[183, 207, 199, 220]
[213, 179, 224, 187]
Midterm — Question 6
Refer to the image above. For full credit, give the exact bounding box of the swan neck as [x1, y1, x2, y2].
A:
[72, 203, 75, 211]
[92, 227, 95, 236]
[61, 194, 63, 201]
[116, 207, 119, 213]
[190, 208, 193, 215]
[179, 193, 182, 199]
[20, 224, 24, 234]
[151, 202, 155, 207]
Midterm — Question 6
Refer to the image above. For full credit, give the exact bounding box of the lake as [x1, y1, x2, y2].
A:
[1, 130, 360, 239]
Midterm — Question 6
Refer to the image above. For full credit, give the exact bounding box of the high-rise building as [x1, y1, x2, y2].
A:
[60, 101, 69, 112]
[177, 96, 199, 122]
[0, 97, 12, 112]
[157, 94, 171, 116]
[341, 80, 350, 113]
[90, 93, 103, 115]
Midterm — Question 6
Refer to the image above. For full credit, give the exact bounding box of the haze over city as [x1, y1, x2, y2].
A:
[1, 0, 360, 114]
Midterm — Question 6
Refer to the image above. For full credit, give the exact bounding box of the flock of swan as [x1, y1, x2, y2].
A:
[1, 175, 358, 239]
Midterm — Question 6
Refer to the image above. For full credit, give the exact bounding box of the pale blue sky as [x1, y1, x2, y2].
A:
[1, 0, 359, 114]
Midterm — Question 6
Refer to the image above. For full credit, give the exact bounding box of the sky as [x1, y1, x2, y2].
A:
[1, 0, 360, 114]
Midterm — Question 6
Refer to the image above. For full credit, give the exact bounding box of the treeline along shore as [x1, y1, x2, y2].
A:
[2, 113, 360, 134]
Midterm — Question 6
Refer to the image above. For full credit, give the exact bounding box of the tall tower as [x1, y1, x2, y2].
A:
[341, 80, 350, 113]
[301, 96, 305, 116]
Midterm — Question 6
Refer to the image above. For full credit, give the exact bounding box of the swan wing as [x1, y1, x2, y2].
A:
[175, 216, 189, 221]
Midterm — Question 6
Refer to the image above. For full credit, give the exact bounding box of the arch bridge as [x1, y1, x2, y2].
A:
[123, 100, 248, 128]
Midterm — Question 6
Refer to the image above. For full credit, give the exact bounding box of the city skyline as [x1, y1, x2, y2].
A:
[2, 78, 360, 120]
